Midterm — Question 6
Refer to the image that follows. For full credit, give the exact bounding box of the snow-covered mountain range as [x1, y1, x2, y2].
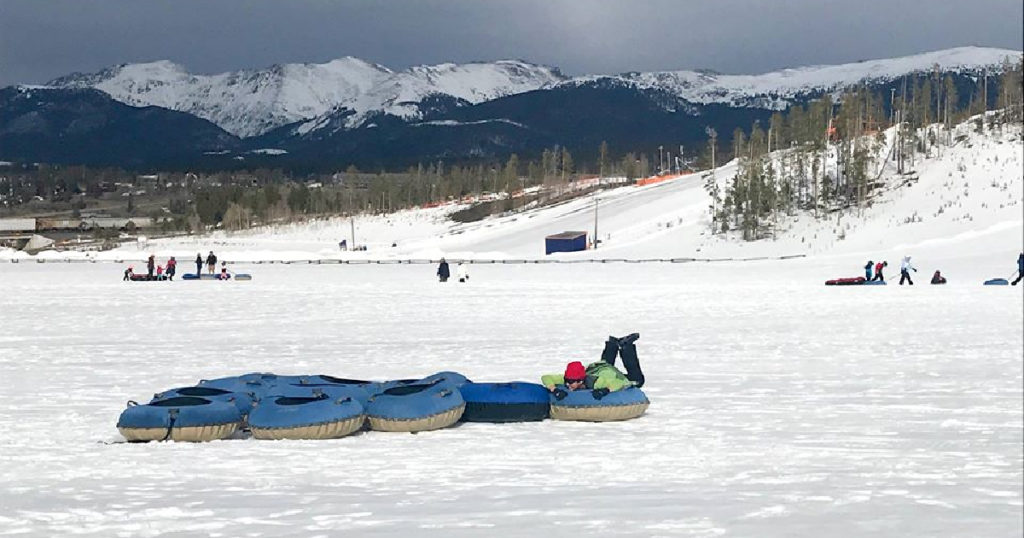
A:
[48, 58, 567, 137]
[47, 47, 1020, 138]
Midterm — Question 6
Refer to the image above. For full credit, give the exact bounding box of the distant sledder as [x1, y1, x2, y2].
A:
[930, 270, 947, 285]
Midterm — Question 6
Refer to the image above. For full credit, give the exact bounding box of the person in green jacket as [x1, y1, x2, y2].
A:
[542, 333, 644, 401]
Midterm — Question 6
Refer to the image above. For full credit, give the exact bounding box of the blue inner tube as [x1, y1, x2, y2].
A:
[984, 278, 1009, 285]
[459, 382, 550, 422]
[861, 280, 887, 285]
[248, 394, 364, 430]
[418, 371, 470, 387]
[266, 383, 370, 408]
[367, 383, 465, 421]
[551, 386, 650, 407]
[151, 386, 256, 416]
[117, 396, 242, 429]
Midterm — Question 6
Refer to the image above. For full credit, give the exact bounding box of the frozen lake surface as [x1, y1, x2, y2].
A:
[0, 262, 1021, 537]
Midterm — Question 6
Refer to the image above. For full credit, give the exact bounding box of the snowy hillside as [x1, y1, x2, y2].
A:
[48, 59, 565, 137]
[43, 47, 1019, 138]
[5, 114, 1020, 284]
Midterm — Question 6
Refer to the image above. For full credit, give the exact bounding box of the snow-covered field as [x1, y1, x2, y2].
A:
[1, 118, 1022, 536]
[0, 261, 1021, 537]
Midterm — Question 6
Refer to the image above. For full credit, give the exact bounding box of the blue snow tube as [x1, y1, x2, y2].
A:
[366, 382, 466, 432]
[458, 382, 550, 423]
[984, 278, 1009, 286]
[861, 280, 887, 285]
[549, 386, 650, 422]
[417, 371, 471, 390]
[198, 373, 280, 396]
[266, 383, 371, 408]
[248, 394, 365, 440]
[151, 386, 256, 418]
[117, 396, 242, 442]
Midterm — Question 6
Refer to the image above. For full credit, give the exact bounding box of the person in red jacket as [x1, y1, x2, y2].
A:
[165, 257, 177, 281]
[871, 261, 888, 282]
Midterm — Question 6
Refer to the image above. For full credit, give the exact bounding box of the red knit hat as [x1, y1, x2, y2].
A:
[564, 361, 586, 381]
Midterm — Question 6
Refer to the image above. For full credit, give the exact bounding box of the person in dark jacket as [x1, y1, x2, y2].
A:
[123, 266, 134, 281]
[206, 251, 217, 274]
[864, 260, 874, 280]
[437, 258, 450, 282]
[930, 270, 947, 284]
[146, 254, 155, 280]
[1013, 252, 1024, 286]
[542, 333, 644, 401]
[195, 253, 203, 276]
[165, 257, 176, 280]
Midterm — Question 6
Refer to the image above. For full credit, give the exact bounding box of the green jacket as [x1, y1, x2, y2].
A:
[541, 361, 632, 391]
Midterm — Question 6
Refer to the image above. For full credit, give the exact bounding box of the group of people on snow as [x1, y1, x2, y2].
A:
[863, 252, 1023, 285]
[863, 256, 922, 285]
[123, 255, 177, 281]
[436, 258, 469, 283]
[125, 251, 233, 281]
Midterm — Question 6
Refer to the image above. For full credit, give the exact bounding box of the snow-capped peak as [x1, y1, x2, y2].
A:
[577, 46, 1021, 110]
[48, 58, 565, 138]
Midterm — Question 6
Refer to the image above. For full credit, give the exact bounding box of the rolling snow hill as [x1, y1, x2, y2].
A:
[5, 115, 1020, 283]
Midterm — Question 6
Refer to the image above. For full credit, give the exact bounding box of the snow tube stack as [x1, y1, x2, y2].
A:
[249, 394, 365, 440]
[117, 369, 650, 441]
[117, 397, 242, 442]
[459, 382, 551, 422]
[366, 381, 466, 432]
[549, 386, 650, 422]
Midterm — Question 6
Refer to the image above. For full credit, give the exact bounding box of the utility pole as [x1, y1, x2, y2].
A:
[658, 146, 664, 175]
[350, 216, 355, 249]
[593, 194, 599, 249]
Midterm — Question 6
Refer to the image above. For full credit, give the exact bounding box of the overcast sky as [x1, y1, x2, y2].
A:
[2, 0, 1022, 87]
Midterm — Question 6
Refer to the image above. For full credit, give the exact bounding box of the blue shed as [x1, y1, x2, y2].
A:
[545, 231, 588, 255]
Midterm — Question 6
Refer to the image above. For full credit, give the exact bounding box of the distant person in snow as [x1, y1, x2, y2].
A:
[437, 258, 450, 282]
[899, 256, 917, 285]
[156, 264, 164, 280]
[147, 254, 155, 279]
[1013, 252, 1024, 286]
[123, 266, 134, 281]
[166, 257, 176, 281]
[542, 333, 644, 401]
[930, 270, 947, 284]
[456, 262, 469, 283]
[872, 261, 888, 282]
[219, 267, 231, 280]
[864, 260, 874, 280]
[195, 253, 203, 276]
[206, 251, 218, 274]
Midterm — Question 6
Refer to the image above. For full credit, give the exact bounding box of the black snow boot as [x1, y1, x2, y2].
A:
[619, 341, 645, 388]
[601, 337, 619, 365]
[619, 332, 640, 347]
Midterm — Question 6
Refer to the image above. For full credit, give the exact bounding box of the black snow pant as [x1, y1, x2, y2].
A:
[872, 272, 884, 282]
[196, 262, 202, 275]
[1012, 272, 1023, 286]
[600, 338, 645, 388]
[900, 270, 913, 285]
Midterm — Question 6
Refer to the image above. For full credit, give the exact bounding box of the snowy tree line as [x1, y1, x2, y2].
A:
[702, 56, 1023, 240]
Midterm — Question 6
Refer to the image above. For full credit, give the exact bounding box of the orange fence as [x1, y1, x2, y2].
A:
[634, 172, 692, 187]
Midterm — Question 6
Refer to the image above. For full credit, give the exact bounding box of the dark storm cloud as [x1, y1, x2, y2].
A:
[1, 0, 1021, 87]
